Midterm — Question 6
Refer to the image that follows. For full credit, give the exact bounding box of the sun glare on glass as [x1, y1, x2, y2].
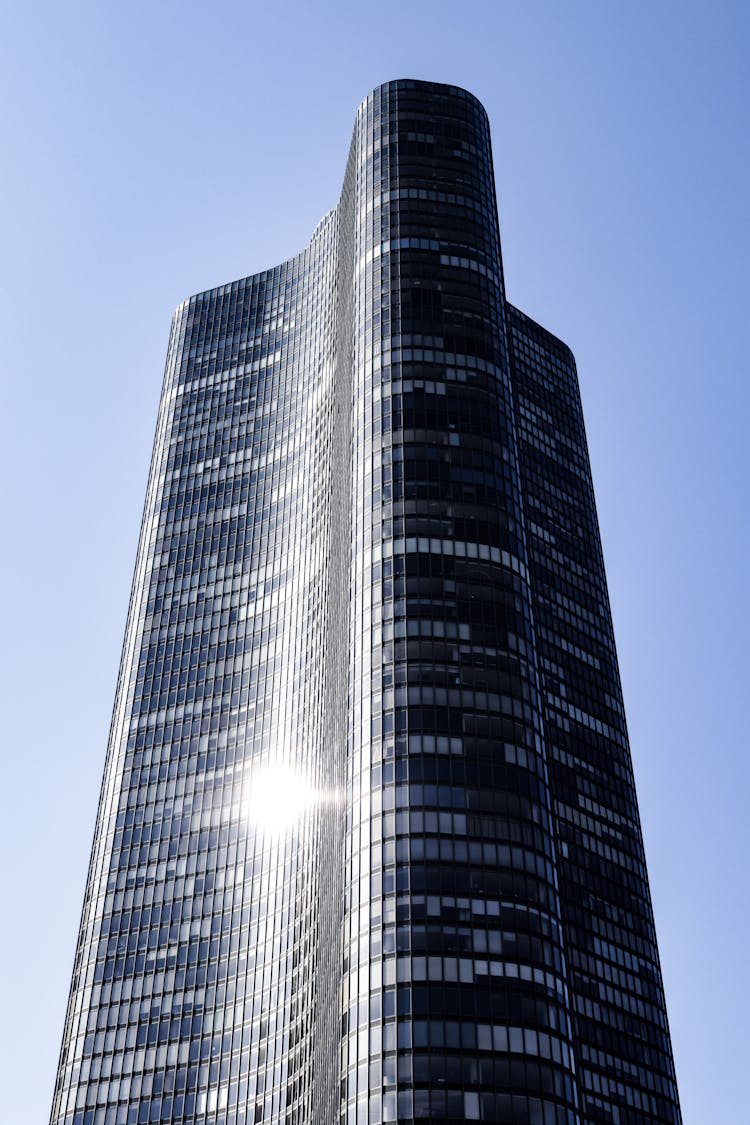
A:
[242, 763, 313, 836]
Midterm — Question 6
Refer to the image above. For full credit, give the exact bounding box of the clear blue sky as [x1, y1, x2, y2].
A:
[1, 2, 747, 1121]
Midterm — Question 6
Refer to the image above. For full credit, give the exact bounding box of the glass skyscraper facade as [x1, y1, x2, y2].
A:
[50, 81, 681, 1125]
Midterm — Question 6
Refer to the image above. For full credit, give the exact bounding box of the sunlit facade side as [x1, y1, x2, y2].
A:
[50, 80, 681, 1125]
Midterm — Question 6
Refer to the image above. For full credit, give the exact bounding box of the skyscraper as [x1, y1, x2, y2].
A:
[50, 79, 681, 1125]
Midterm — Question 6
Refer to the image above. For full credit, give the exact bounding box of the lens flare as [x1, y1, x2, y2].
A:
[242, 763, 314, 836]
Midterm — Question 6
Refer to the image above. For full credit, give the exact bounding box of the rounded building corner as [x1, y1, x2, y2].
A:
[355, 77, 489, 122]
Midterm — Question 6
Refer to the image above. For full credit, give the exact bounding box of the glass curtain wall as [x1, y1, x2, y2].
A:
[50, 80, 681, 1125]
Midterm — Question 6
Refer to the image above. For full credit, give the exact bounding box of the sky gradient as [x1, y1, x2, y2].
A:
[1, 2, 747, 1122]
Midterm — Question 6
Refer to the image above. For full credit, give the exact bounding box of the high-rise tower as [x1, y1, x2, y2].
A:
[50, 80, 681, 1125]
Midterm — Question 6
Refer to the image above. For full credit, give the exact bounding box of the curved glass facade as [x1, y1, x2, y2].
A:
[50, 80, 681, 1125]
